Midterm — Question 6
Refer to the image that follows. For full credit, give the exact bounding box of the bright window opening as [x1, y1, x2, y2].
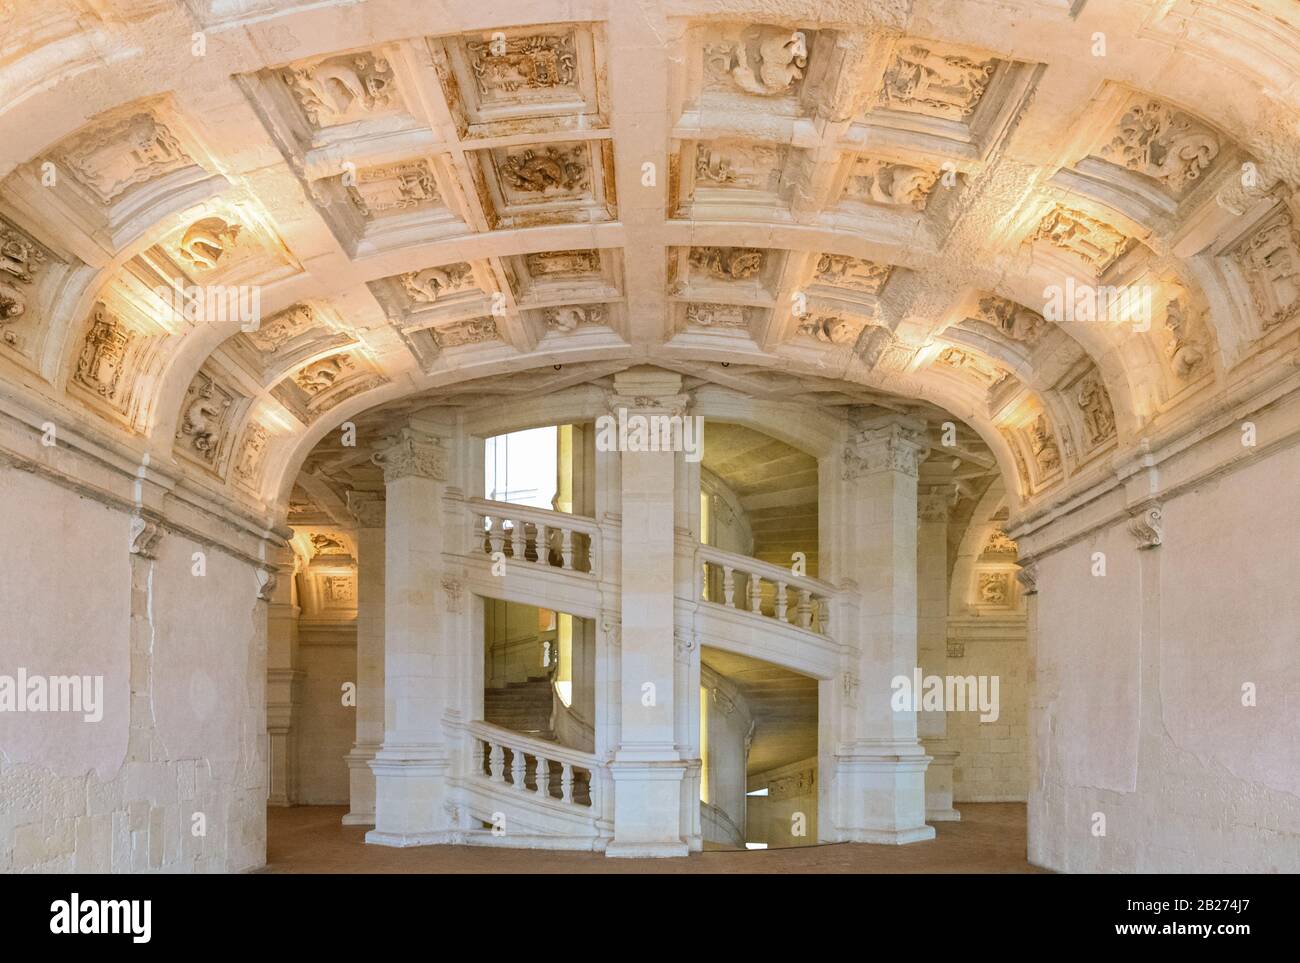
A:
[484, 426, 558, 509]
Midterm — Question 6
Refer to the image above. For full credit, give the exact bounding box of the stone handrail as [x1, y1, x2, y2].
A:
[465, 719, 598, 810]
[467, 497, 598, 576]
[697, 544, 835, 636]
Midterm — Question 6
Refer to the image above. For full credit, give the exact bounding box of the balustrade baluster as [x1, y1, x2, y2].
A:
[747, 572, 761, 613]
[797, 589, 812, 628]
[561, 762, 574, 803]
[510, 747, 526, 790]
[723, 565, 735, 607]
[776, 581, 788, 621]
[819, 601, 831, 636]
[535, 755, 551, 798]
[561, 528, 574, 570]
[489, 516, 504, 556]
[489, 742, 505, 782]
[509, 519, 524, 559]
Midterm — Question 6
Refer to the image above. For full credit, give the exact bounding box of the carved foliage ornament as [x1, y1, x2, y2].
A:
[842, 423, 928, 479]
[372, 428, 447, 482]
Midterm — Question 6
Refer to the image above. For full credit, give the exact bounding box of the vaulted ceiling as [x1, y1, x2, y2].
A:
[2, 0, 1298, 533]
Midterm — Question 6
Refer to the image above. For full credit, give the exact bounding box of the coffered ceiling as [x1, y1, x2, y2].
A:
[1, 0, 1298, 530]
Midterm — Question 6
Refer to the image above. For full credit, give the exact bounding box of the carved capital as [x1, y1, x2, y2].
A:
[372, 427, 446, 482]
[346, 490, 386, 528]
[843, 422, 928, 479]
[1128, 502, 1163, 550]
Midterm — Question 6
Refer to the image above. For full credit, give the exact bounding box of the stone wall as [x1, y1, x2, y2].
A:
[947, 621, 1029, 803]
[295, 630, 355, 805]
[1028, 441, 1300, 872]
[0, 465, 267, 872]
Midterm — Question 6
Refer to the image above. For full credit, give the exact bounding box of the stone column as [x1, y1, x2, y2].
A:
[366, 427, 452, 847]
[606, 368, 692, 857]
[265, 547, 302, 807]
[918, 490, 960, 821]
[343, 491, 385, 826]
[832, 417, 935, 843]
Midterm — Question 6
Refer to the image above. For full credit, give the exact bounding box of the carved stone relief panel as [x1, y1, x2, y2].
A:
[430, 317, 501, 349]
[176, 367, 244, 474]
[281, 51, 403, 128]
[0, 218, 52, 354]
[232, 420, 270, 491]
[51, 109, 195, 205]
[971, 295, 1046, 345]
[543, 304, 605, 332]
[702, 24, 814, 100]
[796, 314, 866, 345]
[689, 246, 766, 282]
[811, 254, 892, 295]
[346, 160, 441, 219]
[1097, 97, 1222, 196]
[876, 43, 999, 121]
[70, 301, 162, 423]
[1232, 209, 1300, 332]
[1073, 369, 1117, 449]
[433, 26, 603, 135]
[474, 139, 613, 227]
[686, 139, 788, 202]
[398, 262, 478, 305]
[934, 345, 1009, 387]
[842, 156, 940, 210]
[1030, 206, 1135, 276]
[272, 350, 389, 424]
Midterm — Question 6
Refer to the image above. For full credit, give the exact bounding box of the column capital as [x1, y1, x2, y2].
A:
[346, 490, 387, 528]
[842, 420, 929, 480]
[372, 427, 446, 482]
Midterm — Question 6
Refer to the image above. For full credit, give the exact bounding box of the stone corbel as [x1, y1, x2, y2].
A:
[128, 512, 164, 559]
[371, 427, 447, 482]
[257, 567, 279, 601]
[1128, 501, 1163, 550]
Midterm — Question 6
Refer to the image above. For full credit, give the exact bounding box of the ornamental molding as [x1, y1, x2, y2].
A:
[371, 427, 447, 482]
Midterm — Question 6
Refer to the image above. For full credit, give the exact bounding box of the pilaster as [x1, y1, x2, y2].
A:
[343, 490, 385, 826]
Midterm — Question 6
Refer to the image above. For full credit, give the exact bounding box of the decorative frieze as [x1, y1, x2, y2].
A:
[372, 427, 447, 482]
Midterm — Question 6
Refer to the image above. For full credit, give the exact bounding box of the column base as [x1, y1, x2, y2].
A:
[343, 744, 379, 826]
[923, 746, 962, 822]
[830, 742, 933, 844]
[367, 745, 450, 845]
[606, 755, 690, 859]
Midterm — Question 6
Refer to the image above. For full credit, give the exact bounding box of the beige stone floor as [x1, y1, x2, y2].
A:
[262, 802, 1047, 873]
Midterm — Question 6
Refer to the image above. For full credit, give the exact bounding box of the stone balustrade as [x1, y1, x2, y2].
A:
[468, 721, 597, 810]
[467, 498, 599, 576]
[698, 545, 835, 637]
